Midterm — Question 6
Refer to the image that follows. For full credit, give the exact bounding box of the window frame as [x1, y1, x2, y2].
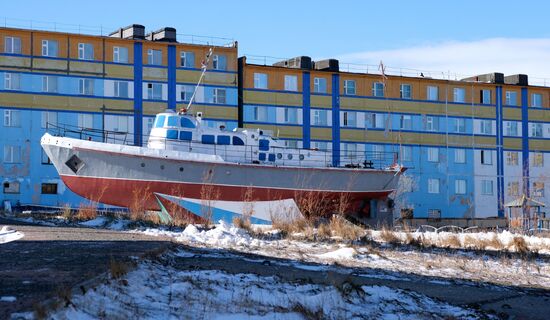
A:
[313, 77, 327, 93]
[284, 75, 298, 91]
[481, 150, 493, 165]
[531, 93, 543, 108]
[454, 148, 466, 164]
[427, 86, 439, 101]
[427, 147, 439, 162]
[4, 36, 21, 54]
[78, 43, 94, 60]
[400, 84, 411, 99]
[505, 91, 517, 106]
[147, 49, 162, 65]
[253, 73, 268, 89]
[455, 179, 466, 195]
[3, 145, 21, 163]
[453, 87, 465, 103]
[428, 178, 440, 194]
[41, 39, 58, 57]
[113, 46, 129, 63]
[213, 88, 227, 104]
[42, 75, 58, 93]
[3, 110, 21, 127]
[372, 82, 384, 97]
[79, 78, 94, 95]
[343, 79, 356, 95]
[4, 72, 20, 90]
[481, 180, 494, 195]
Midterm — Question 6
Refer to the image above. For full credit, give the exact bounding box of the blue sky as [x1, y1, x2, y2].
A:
[3, 1, 550, 79]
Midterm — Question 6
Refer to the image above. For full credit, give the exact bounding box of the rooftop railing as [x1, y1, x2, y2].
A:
[0, 17, 235, 47]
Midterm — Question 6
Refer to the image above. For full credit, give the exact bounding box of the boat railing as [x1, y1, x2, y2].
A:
[45, 122, 398, 170]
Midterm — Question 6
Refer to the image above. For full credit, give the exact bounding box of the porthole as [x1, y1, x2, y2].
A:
[179, 167, 184, 172]
[277, 153, 282, 159]
[287, 154, 293, 160]
[141, 163, 145, 167]
[299, 154, 305, 161]
[160, 165, 165, 170]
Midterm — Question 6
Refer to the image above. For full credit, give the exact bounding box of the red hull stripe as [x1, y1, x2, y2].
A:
[61, 175, 393, 210]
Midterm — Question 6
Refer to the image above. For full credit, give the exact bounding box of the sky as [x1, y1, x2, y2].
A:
[3, 0, 550, 82]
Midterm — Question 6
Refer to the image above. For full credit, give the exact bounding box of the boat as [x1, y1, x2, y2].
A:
[40, 50, 404, 225]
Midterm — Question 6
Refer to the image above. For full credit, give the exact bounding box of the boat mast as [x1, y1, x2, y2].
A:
[185, 47, 213, 113]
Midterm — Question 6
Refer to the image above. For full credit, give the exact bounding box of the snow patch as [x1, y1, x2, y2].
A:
[0, 296, 17, 302]
[0, 226, 24, 244]
[314, 247, 358, 260]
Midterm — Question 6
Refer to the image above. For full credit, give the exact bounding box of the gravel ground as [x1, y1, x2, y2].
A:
[0, 217, 172, 319]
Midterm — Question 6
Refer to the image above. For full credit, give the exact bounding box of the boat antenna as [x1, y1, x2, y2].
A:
[185, 47, 213, 113]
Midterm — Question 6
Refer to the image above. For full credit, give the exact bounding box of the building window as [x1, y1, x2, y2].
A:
[370, 144, 383, 160]
[399, 115, 412, 130]
[533, 182, 545, 197]
[505, 91, 517, 106]
[147, 49, 162, 65]
[3, 145, 21, 163]
[342, 111, 356, 127]
[343, 143, 358, 159]
[284, 75, 298, 91]
[481, 180, 494, 195]
[531, 93, 543, 108]
[4, 73, 21, 90]
[428, 179, 440, 194]
[3, 110, 21, 127]
[286, 140, 300, 149]
[454, 148, 466, 164]
[427, 147, 439, 162]
[79, 78, 94, 95]
[428, 209, 441, 218]
[508, 182, 519, 197]
[427, 86, 438, 101]
[313, 77, 327, 93]
[78, 113, 94, 129]
[42, 76, 58, 93]
[481, 150, 493, 165]
[480, 120, 492, 135]
[213, 88, 226, 104]
[41, 183, 58, 195]
[114, 81, 129, 98]
[113, 46, 129, 63]
[312, 109, 328, 126]
[253, 73, 268, 89]
[41, 111, 58, 129]
[147, 83, 162, 100]
[532, 152, 544, 167]
[506, 151, 519, 166]
[455, 179, 466, 195]
[284, 107, 297, 124]
[41, 40, 58, 57]
[530, 123, 543, 137]
[344, 80, 356, 95]
[253, 106, 267, 122]
[454, 118, 466, 133]
[3, 181, 20, 194]
[401, 146, 412, 162]
[212, 54, 227, 70]
[180, 51, 195, 67]
[372, 82, 384, 97]
[505, 121, 519, 136]
[78, 43, 94, 60]
[370, 113, 384, 128]
[398, 84, 412, 99]
[425, 116, 438, 131]
[480, 89, 491, 104]
[453, 88, 465, 103]
[180, 85, 194, 102]
[4, 36, 21, 54]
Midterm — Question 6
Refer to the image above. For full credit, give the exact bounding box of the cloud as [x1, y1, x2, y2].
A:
[336, 38, 550, 85]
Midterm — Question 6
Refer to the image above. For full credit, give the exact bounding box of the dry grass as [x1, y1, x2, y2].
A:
[328, 215, 364, 241]
[439, 234, 462, 249]
[75, 202, 98, 221]
[379, 228, 400, 245]
[487, 234, 504, 250]
[55, 285, 73, 308]
[233, 216, 252, 232]
[33, 302, 48, 320]
[109, 258, 130, 279]
[511, 236, 529, 255]
[128, 187, 152, 222]
[61, 204, 72, 221]
[317, 222, 332, 239]
[463, 235, 486, 250]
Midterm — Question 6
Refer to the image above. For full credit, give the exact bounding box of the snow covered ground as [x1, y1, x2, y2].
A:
[49, 260, 482, 320]
[0, 226, 24, 244]
[137, 221, 550, 290]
